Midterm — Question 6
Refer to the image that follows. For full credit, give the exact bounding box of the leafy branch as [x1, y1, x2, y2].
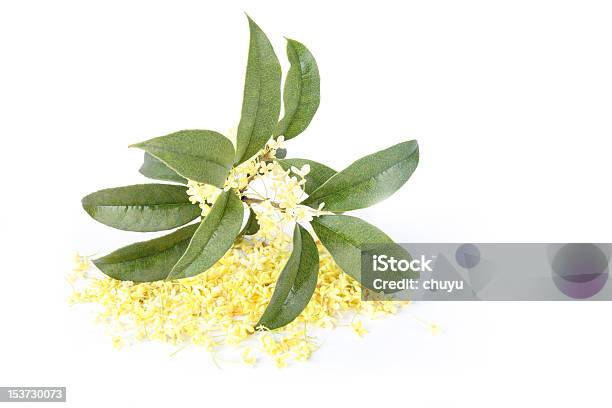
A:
[81, 15, 419, 331]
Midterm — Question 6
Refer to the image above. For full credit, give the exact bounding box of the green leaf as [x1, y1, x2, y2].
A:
[130, 130, 235, 188]
[275, 39, 320, 140]
[81, 184, 200, 232]
[234, 16, 282, 165]
[303, 140, 419, 212]
[139, 152, 186, 184]
[168, 189, 244, 280]
[256, 224, 319, 330]
[278, 158, 336, 195]
[93, 223, 198, 282]
[239, 207, 260, 236]
[311, 214, 415, 289]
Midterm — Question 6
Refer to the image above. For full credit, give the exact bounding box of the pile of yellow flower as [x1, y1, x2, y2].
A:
[69, 136, 411, 367]
[69, 239, 410, 367]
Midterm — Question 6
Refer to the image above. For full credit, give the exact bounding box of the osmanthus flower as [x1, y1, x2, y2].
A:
[79, 15, 420, 334]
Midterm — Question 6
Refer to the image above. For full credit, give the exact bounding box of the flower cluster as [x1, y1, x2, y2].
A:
[187, 136, 330, 230]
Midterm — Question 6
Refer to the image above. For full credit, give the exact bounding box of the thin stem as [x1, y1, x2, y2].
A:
[242, 197, 282, 210]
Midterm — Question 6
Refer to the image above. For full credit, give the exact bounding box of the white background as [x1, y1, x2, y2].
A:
[1, 0, 611, 406]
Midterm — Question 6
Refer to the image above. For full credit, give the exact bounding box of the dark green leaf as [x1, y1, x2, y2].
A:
[275, 39, 320, 140]
[278, 158, 336, 195]
[130, 130, 235, 188]
[93, 223, 198, 282]
[81, 184, 200, 232]
[312, 214, 415, 289]
[139, 152, 186, 184]
[239, 207, 260, 236]
[168, 189, 244, 280]
[303, 140, 419, 212]
[234, 16, 282, 165]
[256, 224, 319, 330]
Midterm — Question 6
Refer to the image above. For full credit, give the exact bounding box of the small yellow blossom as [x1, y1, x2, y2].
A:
[68, 252, 90, 283]
[112, 336, 125, 349]
[292, 340, 315, 361]
[274, 355, 288, 369]
[226, 323, 254, 345]
[290, 164, 310, 178]
[242, 348, 257, 366]
[186, 181, 221, 216]
[352, 319, 368, 337]
[267, 135, 285, 152]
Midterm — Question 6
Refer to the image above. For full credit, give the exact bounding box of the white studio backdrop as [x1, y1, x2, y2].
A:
[1, 1, 611, 407]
